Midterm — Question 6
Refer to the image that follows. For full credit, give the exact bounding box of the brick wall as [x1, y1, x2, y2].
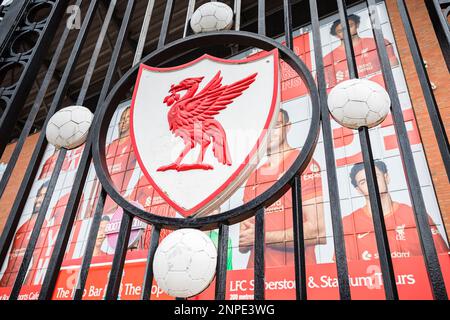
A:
[0, 133, 39, 231]
[386, 0, 450, 239]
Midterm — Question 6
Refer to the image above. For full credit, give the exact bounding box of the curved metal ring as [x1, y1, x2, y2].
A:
[92, 30, 321, 230]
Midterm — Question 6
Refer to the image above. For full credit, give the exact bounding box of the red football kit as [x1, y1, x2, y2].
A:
[38, 146, 84, 180]
[0, 191, 87, 287]
[0, 214, 39, 287]
[341, 202, 448, 262]
[323, 37, 397, 90]
[22, 192, 89, 286]
[242, 149, 323, 267]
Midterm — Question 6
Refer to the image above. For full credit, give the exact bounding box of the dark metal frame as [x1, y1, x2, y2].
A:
[0, 0, 101, 281]
[0, 0, 82, 201]
[0, 0, 69, 156]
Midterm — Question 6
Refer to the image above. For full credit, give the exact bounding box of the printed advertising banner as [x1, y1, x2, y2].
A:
[0, 2, 448, 300]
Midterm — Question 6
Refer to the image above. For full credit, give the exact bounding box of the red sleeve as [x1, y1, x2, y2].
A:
[50, 194, 70, 224]
[0, 223, 29, 286]
[323, 50, 340, 90]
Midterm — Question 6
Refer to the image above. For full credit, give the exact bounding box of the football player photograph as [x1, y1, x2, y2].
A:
[324, 13, 399, 90]
[0, 180, 49, 287]
[340, 160, 448, 262]
[92, 215, 112, 257]
[238, 109, 326, 268]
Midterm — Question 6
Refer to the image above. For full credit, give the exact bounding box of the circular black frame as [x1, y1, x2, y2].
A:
[91, 30, 321, 230]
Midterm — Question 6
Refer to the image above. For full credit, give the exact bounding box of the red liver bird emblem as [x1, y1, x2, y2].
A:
[157, 71, 257, 172]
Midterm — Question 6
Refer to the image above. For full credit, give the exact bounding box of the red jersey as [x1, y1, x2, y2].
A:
[242, 149, 323, 267]
[323, 37, 397, 90]
[38, 146, 84, 180]
[23, 192, 87, 286]
[0, 214, 38, 287]
[341, 202, 448, 262]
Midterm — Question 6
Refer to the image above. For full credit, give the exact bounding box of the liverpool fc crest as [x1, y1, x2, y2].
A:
[130, 49, 280, 217]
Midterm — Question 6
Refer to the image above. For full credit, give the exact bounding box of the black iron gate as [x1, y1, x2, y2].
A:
[0, 0, 448, 301]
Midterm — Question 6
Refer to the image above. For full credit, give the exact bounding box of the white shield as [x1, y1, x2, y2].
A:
[130, 49, 280, 217]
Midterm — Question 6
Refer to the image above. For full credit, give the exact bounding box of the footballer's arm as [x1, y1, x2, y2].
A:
[284, 196, 327, 247]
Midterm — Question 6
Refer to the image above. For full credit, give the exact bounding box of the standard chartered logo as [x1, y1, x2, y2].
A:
[362, 250, 372, 261]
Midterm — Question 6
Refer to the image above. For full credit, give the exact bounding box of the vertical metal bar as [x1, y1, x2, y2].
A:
[367, 0, 447, 300]
[104, 211, 133, 300]
[309, 0, 351, 300]
[158, 0, 175, 49]
[73, 189, 106, 300]
[214, 223, 229, 300]
[291, 176, 307, 300]
[132, 0, 155, 66]
[183, 0, 196, 38]
[254, 207, 265, 300]
[397, 0, 450, 180]
[336, 0, 398, 300]
[284, 0, 307, 300]
[39, 0, 136, 300]
[8, 148, 67, 300]
[426, 0, 450, 72]
[76, 0, 117, 105]
[0, 0, 83, 200]
[336, 0, 358, 78]
[258, 0, 266, 36]
[233, 0, 241, 31]
[0, 0, 100, 275]
[141, 226, 161, 300]
[358, 127, 398, 299]
[283, 0, 293, 49]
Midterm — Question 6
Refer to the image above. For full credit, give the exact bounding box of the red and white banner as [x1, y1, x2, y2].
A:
[1, 254, 448, 300]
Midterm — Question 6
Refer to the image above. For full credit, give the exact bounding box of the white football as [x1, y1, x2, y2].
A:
[153, 228, 217, 298]
[190, 2, 234, 34]
[327, 79, 391, 129]
[46, 105, 93, 149]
